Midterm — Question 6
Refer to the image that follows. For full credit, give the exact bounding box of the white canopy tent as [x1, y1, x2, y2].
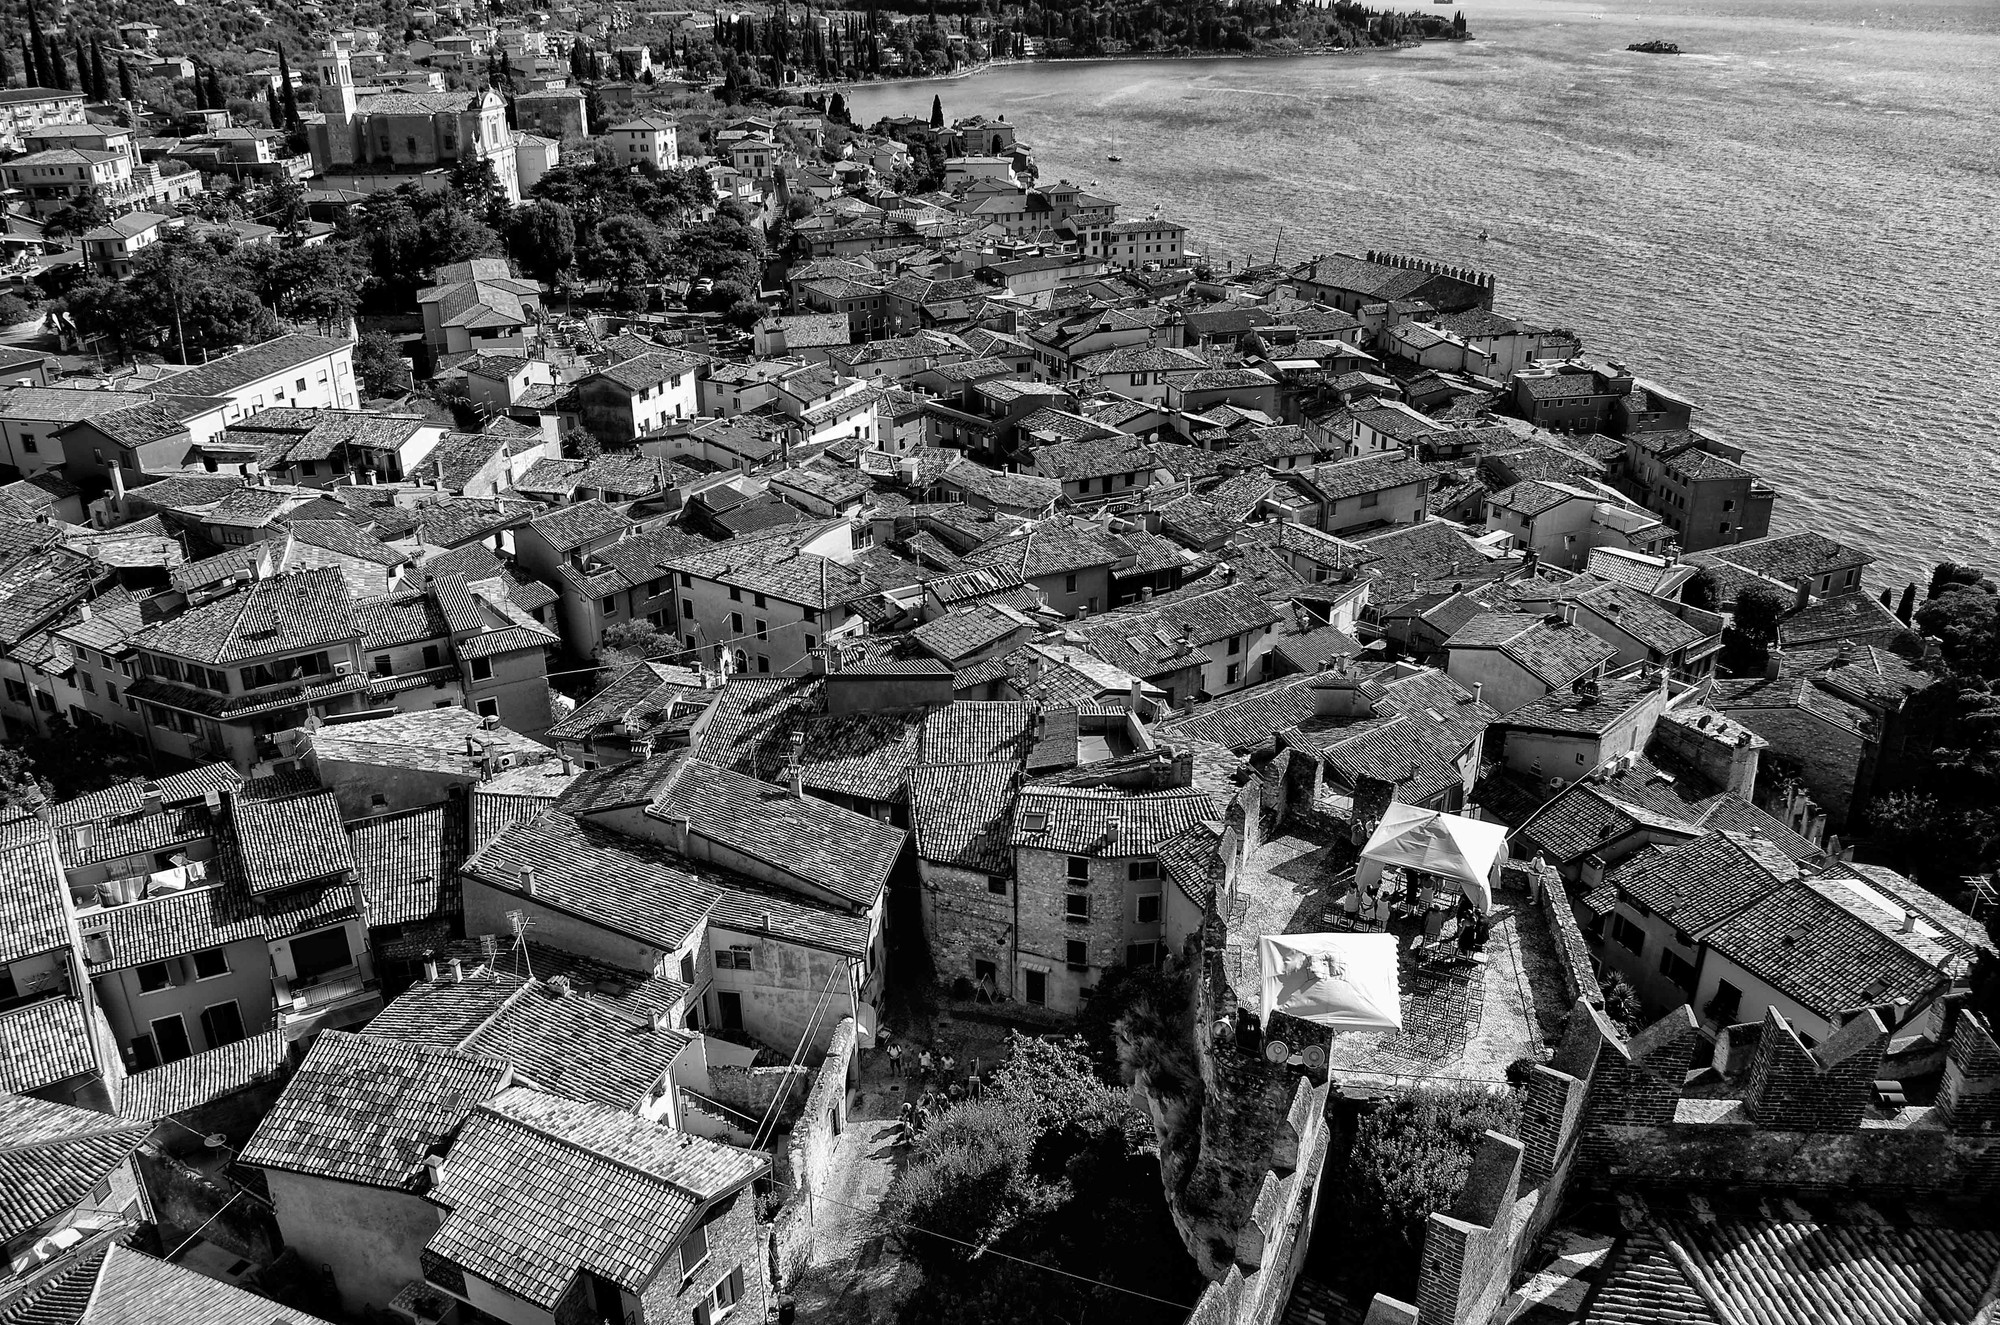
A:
[1258, 933, 1403, 1033]
[1356, 803, 1508, 913]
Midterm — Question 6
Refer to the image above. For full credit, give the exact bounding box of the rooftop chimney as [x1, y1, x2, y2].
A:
[423, 959, 440, 983]
[1471, 682, 1483, 704]
[1105, 815, 1122, 843]
[560, 755, 574, 775]
[519, 866, 538, 895]
[140, 781, 163, 814]
[449, 957, 464, 982]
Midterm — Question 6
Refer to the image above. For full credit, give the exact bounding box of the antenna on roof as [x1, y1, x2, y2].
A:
[505, 908, 537, 979]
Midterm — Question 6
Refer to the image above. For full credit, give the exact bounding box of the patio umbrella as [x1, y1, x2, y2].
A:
[1258, 932, 1403, 1033]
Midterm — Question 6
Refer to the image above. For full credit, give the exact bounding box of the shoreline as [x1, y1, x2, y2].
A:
[793, 39, 1461, 94]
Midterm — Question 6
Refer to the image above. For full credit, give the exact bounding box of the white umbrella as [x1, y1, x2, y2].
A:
[1258, 933, 1403, 1033]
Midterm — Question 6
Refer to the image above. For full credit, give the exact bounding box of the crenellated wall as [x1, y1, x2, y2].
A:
[1367, 1003, 2000, 1325]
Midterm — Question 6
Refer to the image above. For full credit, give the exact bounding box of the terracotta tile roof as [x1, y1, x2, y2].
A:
[354, 588, 449, 649]
[82, 882, 265, 972]
[463, 812, 719, 952]
[1070, 584, 1279, 677]
[425, 1088, 764, 1308]
[1446, 611, 1616, 688]
[347, 800, 466, 930]
[365, 972, 687, 1112]
[1700, 531, 1872, 585]
[1609, 831, 1802, 934]
[0, 997, 98, 1094]
[1581, 1219, 1719, 1324]
[1009, 783, 1216, 857]
[231, 791, 353, 895]
[134, 566, 357, 666]
[546, 660, 710, 744]
[1587, 1200, 2000, 1325]
[1701, 878, 1949, 1017]
[240, 1030, 509, 1190]
[1503, 674, 1665, 736]
[0, 1094, 148, 1242]
[646, 758, 905, 905]
[908, 764, 1016, 872]
[47, 1244, 340, 1324]
[116, 1029, 290, 1122]
[708, 885, 871, 956]
[919, 701, 1039, 767]
[1162, 674, 1319, 751]
[528, 499, 629, 553]
[691, 676, 825, 780]
[0, 837, 74, 965]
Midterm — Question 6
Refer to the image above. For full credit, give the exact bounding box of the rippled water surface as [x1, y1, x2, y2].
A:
[846, 0, 2000, 587]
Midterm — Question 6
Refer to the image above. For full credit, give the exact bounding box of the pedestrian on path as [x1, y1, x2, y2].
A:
[940, 1052, 956, 1082]
[887, 1043, 902, 1076]
[917, 1048, 934, 1079]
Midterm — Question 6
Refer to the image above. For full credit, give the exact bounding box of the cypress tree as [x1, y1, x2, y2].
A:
[278, 45, 302, 126]
[0, 43, 10, 88]
[207, 65, 225, 109]
[73, 37, 89, 98]
[118, 56, 133, 102]
[929, 94, 943, 128]
[46, 42, 66, 91]
[25, 5, 46, 86]
[20, 39, 34, 89]
[267, 82, 284, 126]
[90, 37, 108, 101]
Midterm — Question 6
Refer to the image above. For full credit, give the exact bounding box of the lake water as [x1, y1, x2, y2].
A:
[844, 0, 2000, 588]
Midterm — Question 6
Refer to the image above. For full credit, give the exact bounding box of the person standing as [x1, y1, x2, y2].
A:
[887, 1042, 903, 1076]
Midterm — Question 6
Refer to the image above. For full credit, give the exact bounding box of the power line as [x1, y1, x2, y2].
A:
[778, 1179, 1199, 1312]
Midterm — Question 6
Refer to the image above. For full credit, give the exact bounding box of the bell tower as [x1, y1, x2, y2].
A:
[314, 43, 356, 120]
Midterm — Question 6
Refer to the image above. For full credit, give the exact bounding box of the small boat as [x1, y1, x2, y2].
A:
[1107, 154, 1123, 162]
[1476, 230, 1489, 241]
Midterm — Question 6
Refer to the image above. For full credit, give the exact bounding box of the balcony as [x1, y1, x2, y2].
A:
[278, 968, 382, 1032]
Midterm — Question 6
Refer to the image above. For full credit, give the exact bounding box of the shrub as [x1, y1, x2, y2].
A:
[1326, 1084, 1522, 1301]
[0, 293, 40, 325]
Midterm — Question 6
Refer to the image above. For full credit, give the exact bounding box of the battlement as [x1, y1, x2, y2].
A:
[1366, 1004, 2000, 1325]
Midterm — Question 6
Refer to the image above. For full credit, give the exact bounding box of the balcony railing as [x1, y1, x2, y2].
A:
[281, 969, 376, 1015]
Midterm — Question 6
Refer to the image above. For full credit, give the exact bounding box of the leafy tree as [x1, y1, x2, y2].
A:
[881, 1032, 1194, 1325]
[561, 423, 601, 461]
[1681, 566, 1718, 612]
[597, 618, 667, 663]
[354, 329, 411, 398]
[1324, 1085, 1522, 1302]
[0, 742, 50, 815]
[41, 188, 111, 239]
[1928, 561, 1989, 601]
[582, 214, 672, 307]
[15, 719, 148, 801]
[0, 293, 41, 326]
[507, 199, 576, 287]
[1916, 584, 2000, 677]
[1721, 583, 1788, 673]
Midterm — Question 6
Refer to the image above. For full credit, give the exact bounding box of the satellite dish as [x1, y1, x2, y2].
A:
[1211, 1019, 1234, 1044]
[203, 1133, 229, 1149]
[1301, 1045, 1326, 1070]
[1263, 1039, 1291, 1064]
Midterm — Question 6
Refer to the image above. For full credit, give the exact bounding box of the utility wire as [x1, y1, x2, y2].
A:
[773, 1178, 1198, 1312]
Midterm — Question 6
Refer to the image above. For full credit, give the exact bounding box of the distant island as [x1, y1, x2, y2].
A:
[1628, 40, 1683, 54]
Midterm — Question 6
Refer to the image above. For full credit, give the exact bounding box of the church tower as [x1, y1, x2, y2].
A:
[314, 43, 357, 120]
